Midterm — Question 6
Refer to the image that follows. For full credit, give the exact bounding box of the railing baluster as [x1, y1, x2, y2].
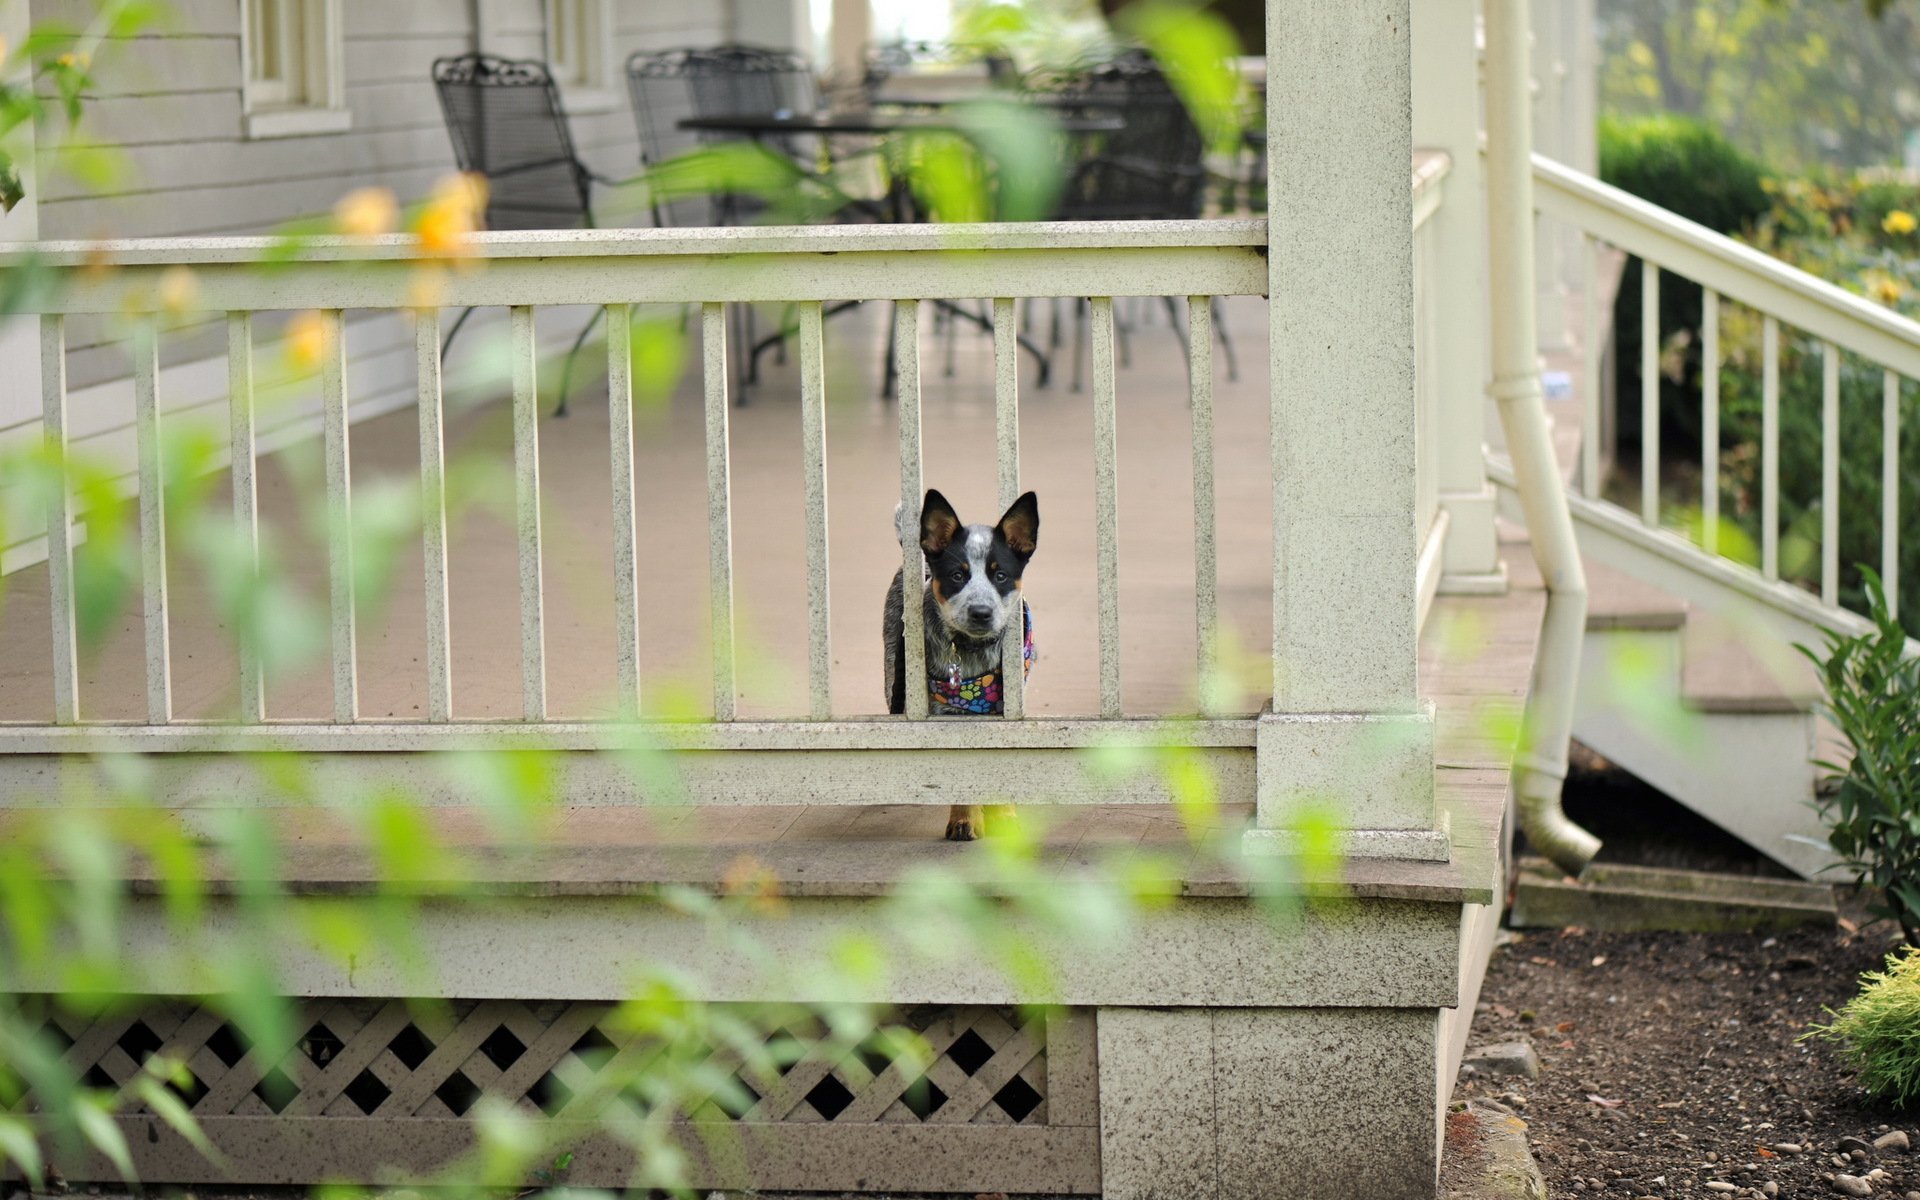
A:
[1762, 315, 1780, 581]
[42, 316, 79, 725]
[416, 308, 452, 723]
[1700, 289, 1720, 557]
[1582, 237, 1600, 499]
[511, 305, 546, 722]
[1189, 296, 1219, 716]
[799, 300, 831, 720]
[702, 303, 737, 721]
[1822, 341, 1841, 607]
[228, 312, 264, 723]
[132, 318, 173, 725]
[1886, 371, 1903, 623]
[993, 296, 1023, 721]
[321, 309, 357, 723]
[897, 301, 928, 719]
[1641, 259, 1659, 527]
[606, 303, 641, 719]
[1091, 296, 1121, 719]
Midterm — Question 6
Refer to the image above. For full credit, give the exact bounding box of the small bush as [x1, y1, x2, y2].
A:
[1799, 571, 1920, 940]
[1600, 114, 1771, 456]
[1805, 945, 1920, 1107]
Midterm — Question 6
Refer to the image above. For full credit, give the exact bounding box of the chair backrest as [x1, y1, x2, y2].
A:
[1049, 50, 1207, 222]
[625, 45, 819, 227]
[862, 39, 1016, 101]
[433, 53, 593, 231]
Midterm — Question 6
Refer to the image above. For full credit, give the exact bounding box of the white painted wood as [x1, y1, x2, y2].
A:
[0, 717, 1260, 756]
[510, 306, 547, 723]
[415, 308, 452, 724]
[895, 302, 928, 720]
[606, 303, 641, 719]
[228, 312, 265, 723]
[1091, 296, 1121, 720]
[1536, 157, 1920, 381]
[1641, 259, 1659, 528]
[1822, 341, 1841, 607]
[1581, 237, 1600, 499]
[701, 303, 737, 722]
[1189, 296, 1219, 715]
[1887, 371, 1902, 622]
[1701, 289, 1720, 556]
[1762, 315, 1780, 581]
[993, 296, 1024, 721]
[41, 317, 81, 724]
[1266, 0, 1419, 716]
[132, 320, 173, 726]
[321, 310, 357, 724]
[799, 300, 831, 721]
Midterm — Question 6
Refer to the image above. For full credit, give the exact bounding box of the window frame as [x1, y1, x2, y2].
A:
[241, 0, 350, 139]
[546, 0, 617, 113]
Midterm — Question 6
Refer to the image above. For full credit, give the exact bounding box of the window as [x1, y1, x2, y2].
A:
[546, 0, 614, 109]
[242, 0, 348, 138]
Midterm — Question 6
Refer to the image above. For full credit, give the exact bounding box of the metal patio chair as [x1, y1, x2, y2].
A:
[433, 51, 616, 416]
[1045, 50, 1240, 389]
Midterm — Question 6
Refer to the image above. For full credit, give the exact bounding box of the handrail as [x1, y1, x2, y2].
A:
[1534, 154, 1920, 381]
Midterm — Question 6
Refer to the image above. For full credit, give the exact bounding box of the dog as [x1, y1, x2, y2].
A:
[884, 488, 1039, 841]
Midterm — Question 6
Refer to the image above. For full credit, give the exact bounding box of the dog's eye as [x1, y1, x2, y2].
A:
[992, 568, 1007, 583]
[949, 569, 967, 585]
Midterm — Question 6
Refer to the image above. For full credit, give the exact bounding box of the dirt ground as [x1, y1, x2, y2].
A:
[1460, 761, 1914, 1200]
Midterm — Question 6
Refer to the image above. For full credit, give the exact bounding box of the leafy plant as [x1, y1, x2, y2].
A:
[1805, 945, 1920, 1107]
[1799, 571, 1920, 940]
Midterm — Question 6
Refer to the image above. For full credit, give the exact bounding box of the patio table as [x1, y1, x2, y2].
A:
[678, 108, 1124, 392]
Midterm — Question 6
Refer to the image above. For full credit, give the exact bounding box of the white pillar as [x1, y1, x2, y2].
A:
[1414, 0, 1505, 593]
[828, 0, 871, 95]
[1250, 0, 1442, 863]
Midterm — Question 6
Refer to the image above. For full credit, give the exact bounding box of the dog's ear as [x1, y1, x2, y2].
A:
[920, 489, 962, 555]
[996, 491, 1039, 559]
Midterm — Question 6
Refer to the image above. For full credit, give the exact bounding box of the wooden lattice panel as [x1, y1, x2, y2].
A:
[9, 999, 1100, 1193]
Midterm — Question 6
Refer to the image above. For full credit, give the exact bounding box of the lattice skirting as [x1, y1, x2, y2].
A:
[7, 998, 1102, 1194]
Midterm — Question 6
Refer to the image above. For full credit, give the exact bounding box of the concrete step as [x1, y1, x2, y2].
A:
[1509, 856, 1835, 932]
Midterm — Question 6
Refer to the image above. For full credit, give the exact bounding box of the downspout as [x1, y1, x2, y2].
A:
[1482, 0, 1601, 874]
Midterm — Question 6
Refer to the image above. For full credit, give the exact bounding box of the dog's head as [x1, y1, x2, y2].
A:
[917, 488, 1039, 641]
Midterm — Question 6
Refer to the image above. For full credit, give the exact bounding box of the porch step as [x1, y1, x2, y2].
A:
[1679, 610, 1821, 714]
[1508, 856, 1835, 932]
[1584, 559, 1688, 631]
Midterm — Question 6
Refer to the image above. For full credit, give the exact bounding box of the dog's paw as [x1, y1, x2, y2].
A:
[944, 815, 980, 842]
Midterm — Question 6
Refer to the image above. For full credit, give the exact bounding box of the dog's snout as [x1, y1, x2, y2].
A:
[966, 603, 996, 624]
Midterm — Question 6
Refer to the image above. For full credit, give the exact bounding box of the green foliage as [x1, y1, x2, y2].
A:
[1799, 573, 1920, 939]
[1599, 0, 1920, 173]
[1805, 944, 1920, 1106]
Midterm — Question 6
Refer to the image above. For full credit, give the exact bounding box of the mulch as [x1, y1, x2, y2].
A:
[1457, 884, 1918, 1199]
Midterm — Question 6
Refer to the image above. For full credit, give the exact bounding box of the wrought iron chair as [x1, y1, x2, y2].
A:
[1045, 50, 1240, 388]
[433, 51, 615, 415]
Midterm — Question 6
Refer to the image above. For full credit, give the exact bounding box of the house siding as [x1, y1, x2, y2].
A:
[6, 0, 756, 568]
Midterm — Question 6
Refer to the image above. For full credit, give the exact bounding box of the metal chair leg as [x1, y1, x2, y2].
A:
[554, 306, 605, 418]
[1071, 298, 1086, 393]
[440, 306, 477, 358]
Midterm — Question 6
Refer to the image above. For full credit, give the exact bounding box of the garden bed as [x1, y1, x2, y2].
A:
[1456, 895, 1915, 1198]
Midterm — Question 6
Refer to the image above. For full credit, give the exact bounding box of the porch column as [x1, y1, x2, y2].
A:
[1249, 0, 1442, 862]
[828, 0, 871, 94]
[1413, 0, 1506, 593]
[0, 0, 47, 575]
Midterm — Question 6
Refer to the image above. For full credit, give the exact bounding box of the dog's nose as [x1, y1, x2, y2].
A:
[966, 603, 996, 624]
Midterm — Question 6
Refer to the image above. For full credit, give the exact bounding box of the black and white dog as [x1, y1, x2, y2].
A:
[884, 488, 1039, 840]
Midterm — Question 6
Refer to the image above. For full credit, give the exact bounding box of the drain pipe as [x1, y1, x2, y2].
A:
[1483, 0, 1601, 874]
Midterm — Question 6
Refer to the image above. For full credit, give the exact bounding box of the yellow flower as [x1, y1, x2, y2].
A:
[333, 187, 398, 237]
[157, 265, 198, 317]
[413, 172, 488, 257]
[55, 51, 88, 70]
[1885, 210, 1917, 236]
[284, 310, 334, 372]
[1875, 277, 1904, 305]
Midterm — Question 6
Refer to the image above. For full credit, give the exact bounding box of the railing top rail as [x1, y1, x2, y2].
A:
[1534, 153, 1920, 380]
[0, 218, 1270, 269]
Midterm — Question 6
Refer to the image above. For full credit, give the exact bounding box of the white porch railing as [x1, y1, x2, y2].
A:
[1531, 154, 1918, 639]
[4, 165, 1458, 816]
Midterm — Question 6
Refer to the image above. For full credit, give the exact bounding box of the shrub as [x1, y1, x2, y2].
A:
[1600, 113, 1772, 457]
[1799, 571, 1920, 941]
[1805, 945, 1920, 1107]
